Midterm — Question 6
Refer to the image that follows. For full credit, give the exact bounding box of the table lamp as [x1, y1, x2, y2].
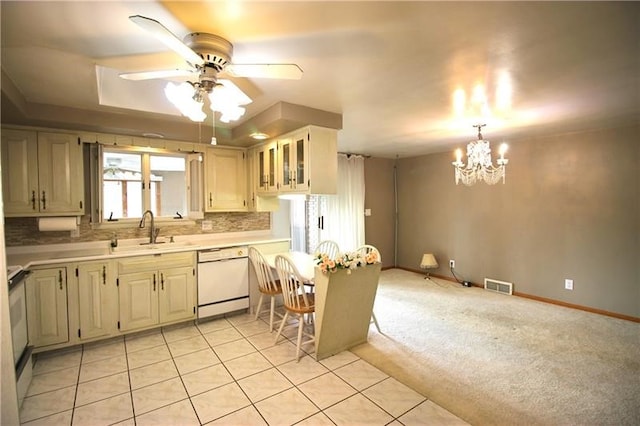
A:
[420, 253, 438, 280]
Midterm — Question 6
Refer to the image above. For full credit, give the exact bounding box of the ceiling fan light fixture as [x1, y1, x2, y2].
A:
[164, 82, 206, 122]
[207, 80, 251, 123]
[208, 80, 252, 109]
[219, 105, 246, 123]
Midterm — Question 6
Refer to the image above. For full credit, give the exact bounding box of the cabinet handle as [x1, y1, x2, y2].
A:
[58, 270, 63, 290]
[153, 274, 156, 291]
[41, 191, 47, 210]
[208, 192, 212, 207]
[161, 273, 164, 290]
[102, 266, 106, 285]
[31, 191, 36, 210]
[293, 170, 297, 188]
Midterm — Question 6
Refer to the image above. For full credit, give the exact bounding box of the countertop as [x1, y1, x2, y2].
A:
[7, 231, 290, 271]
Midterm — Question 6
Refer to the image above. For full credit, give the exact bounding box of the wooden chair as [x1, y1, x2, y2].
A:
[248, 246, 283, 332]
[356, 244, 382, 333]
[273, 254, 315, 361]
[314, 240, 340, 259]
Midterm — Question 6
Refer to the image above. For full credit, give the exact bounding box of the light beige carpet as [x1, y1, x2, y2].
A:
[350, 269, 640, 426]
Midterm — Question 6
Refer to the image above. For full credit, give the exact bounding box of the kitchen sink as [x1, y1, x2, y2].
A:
[110, 240, 197, 254]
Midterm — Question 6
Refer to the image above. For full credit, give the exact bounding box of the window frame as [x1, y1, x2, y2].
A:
[90, 144, 203, 228]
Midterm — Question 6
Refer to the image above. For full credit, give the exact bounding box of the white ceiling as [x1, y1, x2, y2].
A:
[1, 1, 638, 158]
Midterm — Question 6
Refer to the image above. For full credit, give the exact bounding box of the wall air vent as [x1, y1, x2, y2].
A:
[484, 278, 513, 295]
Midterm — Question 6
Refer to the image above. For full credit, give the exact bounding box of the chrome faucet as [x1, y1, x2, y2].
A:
[139, 210, 159, 244]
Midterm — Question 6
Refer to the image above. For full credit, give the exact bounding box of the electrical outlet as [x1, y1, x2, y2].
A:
[449, 259, 455, 268]
[565, 279, 574, 290]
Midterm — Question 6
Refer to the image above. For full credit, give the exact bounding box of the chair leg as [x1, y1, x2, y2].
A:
[254, 294, 265, 320]
[269, 296, 276, 332]
[371, 311, 381, 332]
[274, 311, 289, 344]
[296, 314, 304, 361]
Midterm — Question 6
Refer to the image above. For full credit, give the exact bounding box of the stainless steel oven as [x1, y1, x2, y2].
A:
[8, 266, 33, 407]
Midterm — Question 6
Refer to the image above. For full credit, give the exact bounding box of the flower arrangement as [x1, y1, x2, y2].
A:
[315, 250, 380, 274]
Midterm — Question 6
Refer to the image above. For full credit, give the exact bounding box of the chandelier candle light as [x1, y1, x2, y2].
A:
[452, 124, 508, 186]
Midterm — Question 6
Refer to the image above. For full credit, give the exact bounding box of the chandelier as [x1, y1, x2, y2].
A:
[452, 124, 508, 186]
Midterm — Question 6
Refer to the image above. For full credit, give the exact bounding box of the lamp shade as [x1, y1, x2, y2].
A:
[420, 253, 438, 269]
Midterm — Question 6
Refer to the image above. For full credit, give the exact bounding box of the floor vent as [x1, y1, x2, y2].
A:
[484, 278, 513, 295]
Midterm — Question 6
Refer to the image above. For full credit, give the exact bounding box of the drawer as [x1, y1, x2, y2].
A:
[118, 252, 195, 274]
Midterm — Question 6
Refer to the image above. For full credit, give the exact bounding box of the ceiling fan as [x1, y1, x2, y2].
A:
[120, 15, 303, 122]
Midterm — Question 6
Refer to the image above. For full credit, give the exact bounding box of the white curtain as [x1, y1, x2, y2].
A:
[289, 198, 306, 252]
[324, 154, 365, 251]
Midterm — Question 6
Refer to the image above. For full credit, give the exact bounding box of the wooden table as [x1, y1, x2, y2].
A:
[263, 251, 316, 283]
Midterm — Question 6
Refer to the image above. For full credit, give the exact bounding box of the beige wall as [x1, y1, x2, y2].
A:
[363, 157, 396, 269]
[394, 125, 639, 318]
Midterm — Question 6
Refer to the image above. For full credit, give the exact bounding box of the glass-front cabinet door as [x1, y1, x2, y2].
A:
[256, 141, 278, 194]
[294, 132, 309, 191]
[279, 130, 309, 192]
[280, 137, 292, 189]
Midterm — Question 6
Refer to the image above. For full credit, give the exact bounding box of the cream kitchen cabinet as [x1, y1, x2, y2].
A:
[73, 261, 118, 341]
[25, 267, 69, 348]
[254, 141, 279, 195]
[1, 129, 84, 216]
[278, 133, 308, 192]
[250, 126, 337, 199]
[246, 146, 280, 212]
[117, 252, 196, 332]
[278, 126, 337, 194]
[204, 147, 247, 212]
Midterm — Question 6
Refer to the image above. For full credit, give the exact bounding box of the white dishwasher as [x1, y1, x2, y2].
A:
[197, 246, 249, 319]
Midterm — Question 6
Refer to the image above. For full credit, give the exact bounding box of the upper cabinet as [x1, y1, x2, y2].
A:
[254, 141, 279, 196]
[251, 125, 337, 200]
[1, 129, 84, 216]
[204, 146, 247, 212]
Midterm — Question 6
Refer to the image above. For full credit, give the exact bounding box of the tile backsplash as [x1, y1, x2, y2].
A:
[4, 212, 270, 246]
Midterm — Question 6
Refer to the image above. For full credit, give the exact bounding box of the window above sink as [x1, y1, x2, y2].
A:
[88, 144, 204, 228]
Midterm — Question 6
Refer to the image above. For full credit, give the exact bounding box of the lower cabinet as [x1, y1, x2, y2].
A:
[118, 271, 159, 332]
[75, 261, 117, 340]
[118, 252, 196, 332]
[26, 267, 69, 347]
[158, 266, 196, 324]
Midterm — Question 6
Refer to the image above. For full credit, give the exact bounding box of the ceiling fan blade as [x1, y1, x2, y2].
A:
[226, 63, 303, 80]
[129, 15, 204, 67]
[119, 69, 196, 81]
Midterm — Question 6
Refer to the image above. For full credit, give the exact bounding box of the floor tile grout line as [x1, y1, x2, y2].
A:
[125, 330, 143, 425]
[21, 348, 80, 422]
[218, 318, 275, 425]
[361, 375, 428, 422]
[164, 327, 205, 425]
[24, 316, 429, 426]
[68, 343, 84, 426]
[208, 315, 326, 425]
[228, 316, 356, 425]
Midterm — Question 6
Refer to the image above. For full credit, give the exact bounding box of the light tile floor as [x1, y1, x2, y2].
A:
[19, 313, 468, 425]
